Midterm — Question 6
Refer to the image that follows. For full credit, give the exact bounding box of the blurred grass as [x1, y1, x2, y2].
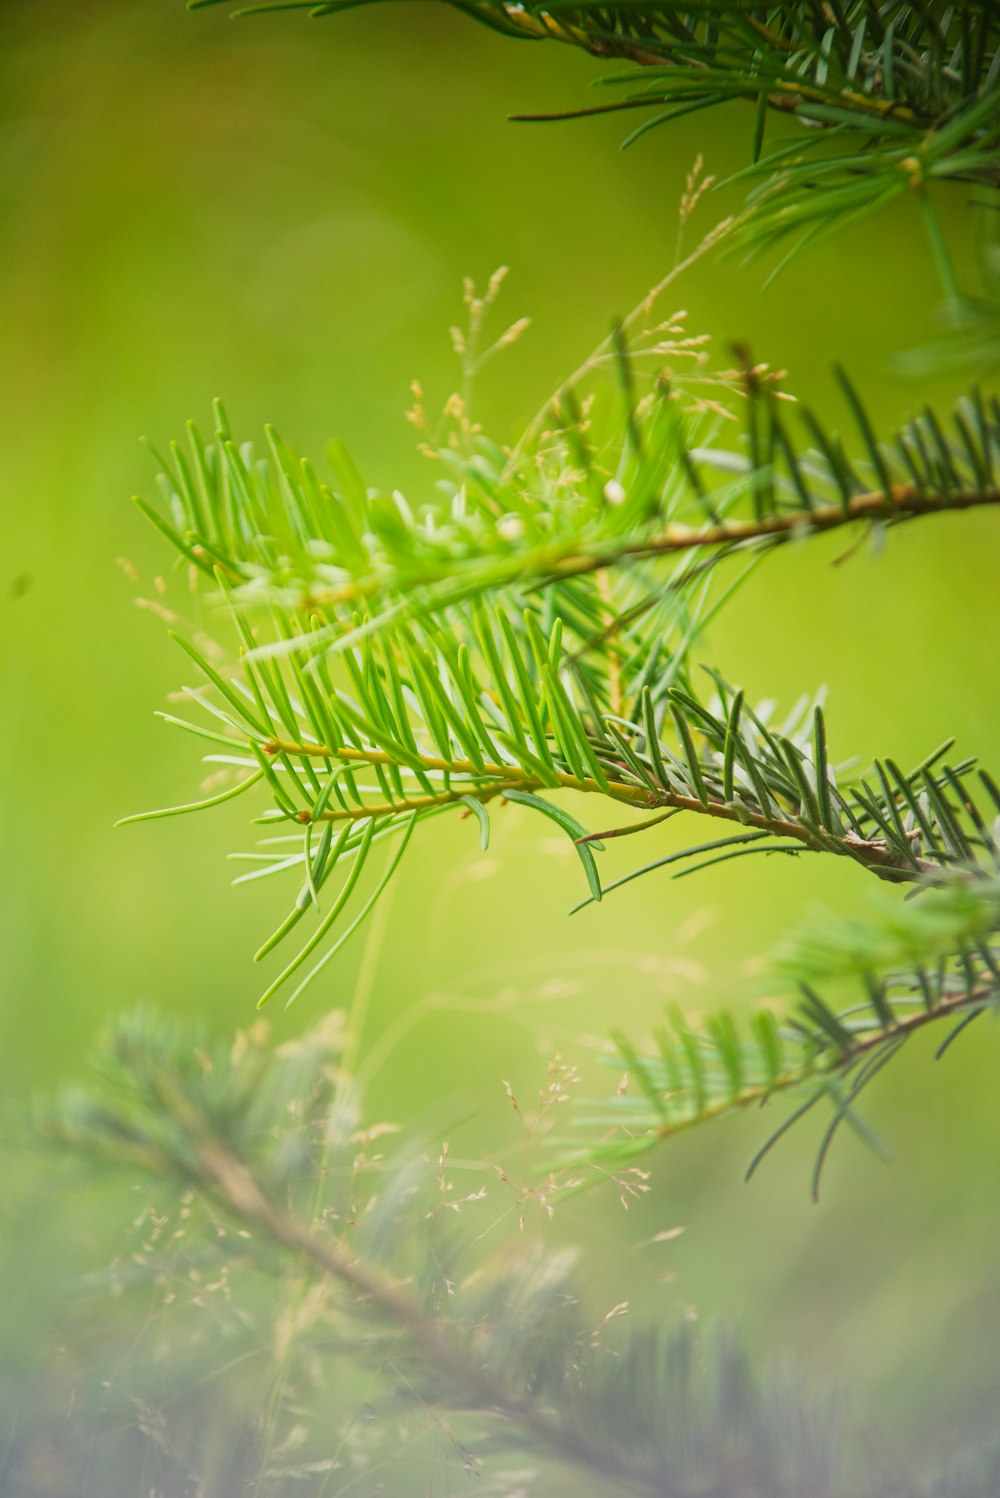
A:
[2, 0, 999, 1459]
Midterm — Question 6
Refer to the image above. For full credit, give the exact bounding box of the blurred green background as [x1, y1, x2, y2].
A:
[2, 0, 999, 1476]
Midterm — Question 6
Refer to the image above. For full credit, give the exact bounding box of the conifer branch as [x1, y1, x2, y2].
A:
[566, 877, 1000, 1192]
[126, 563, 998, 1006]
[259, 732, 942, 875]
[546, 480, 1000, 582]
[36, 1006, 856, 1496]
[123, 1078, 647, 1489]
[191, 2, 1000, 268]
[31, 1004, 1000, 1493]
[142, 356, 1000, 652]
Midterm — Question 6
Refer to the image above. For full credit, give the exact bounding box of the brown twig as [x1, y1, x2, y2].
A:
[262, 738, 938, 881]
[146, 1079, 669, 1495]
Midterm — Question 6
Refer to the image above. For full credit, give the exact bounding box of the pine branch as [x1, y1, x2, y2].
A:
[190, 2, 1000, 267]
[142, 363, 1000, 644]
[564, 876, 1000, 1193]
[547, 479, 1000, 581]
[124, 540, 1000, 1006]
[40, 1009, 636, 1489]
[36, 1005, 860, 1498]
[253, 720, 953, 883]
[38, 1004, 1000, 1496]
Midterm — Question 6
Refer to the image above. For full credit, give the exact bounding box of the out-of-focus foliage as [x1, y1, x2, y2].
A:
[12, 1008, 999, 1496]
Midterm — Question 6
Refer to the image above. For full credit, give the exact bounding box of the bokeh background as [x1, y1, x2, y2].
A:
[2, 0, 999, 1484]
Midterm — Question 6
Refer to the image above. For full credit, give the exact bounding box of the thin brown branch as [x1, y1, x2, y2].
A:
[261, 739, 938, 880]
[279, 484, 1000, 619]
[498, 4, 930, 126]
[643, 980, 999, 1147]
[287, 779, 518, 824]
[149, 1082, 665, 1494]
[548, 484, 1000, 586]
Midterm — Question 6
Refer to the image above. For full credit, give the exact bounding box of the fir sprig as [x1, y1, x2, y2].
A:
[35, 1005, 853, 1497]
[566, 875, 1000, 1194]
[189, 2, 1000, 272]
[141, 356, 1000, 639]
